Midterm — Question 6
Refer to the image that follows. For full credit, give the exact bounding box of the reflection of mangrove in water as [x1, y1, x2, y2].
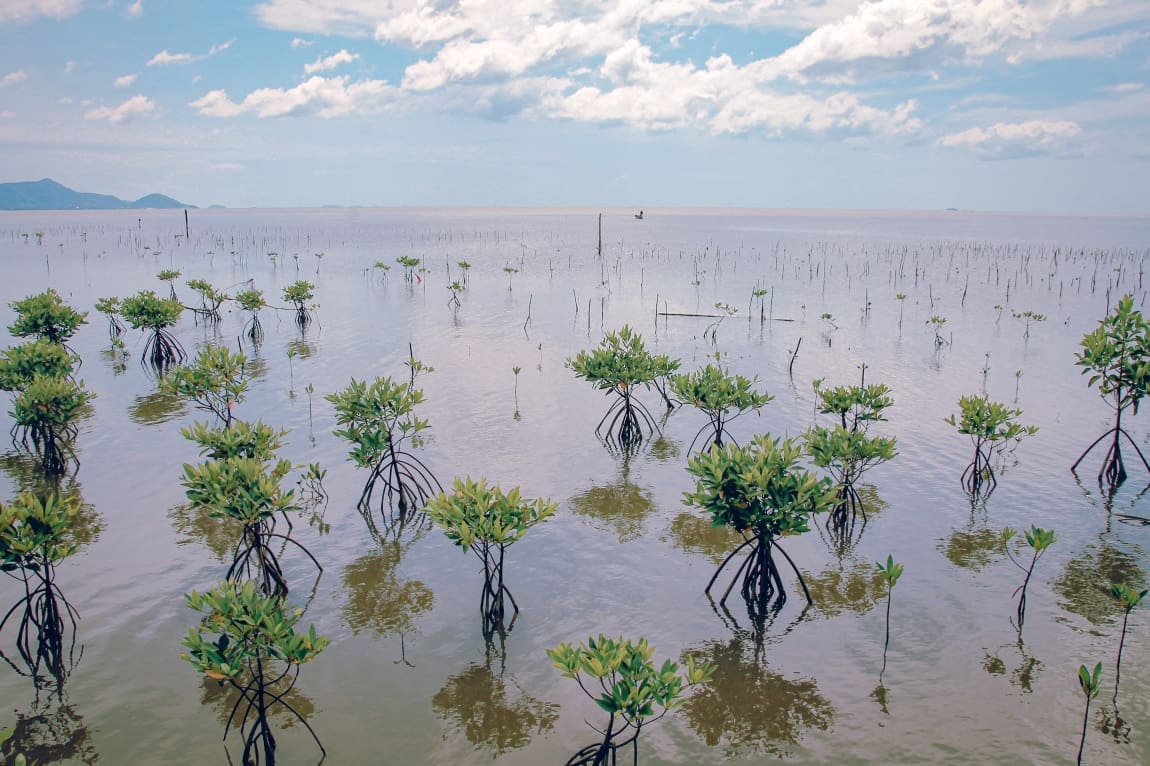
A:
[941, 526, 1004, 572]
[1, 690, 97, 765]
[804, 557, 885, 618]
[1055, 541, 1147, 626]
[681, 637, 832, 757]
[664, 512, 743, 565]
[169, 503, 244, 563]
[127, 388, 186, 425]
[198, 674, 317, 731]
[569, 461, 655, 544]
[817, 484, 886, 558]
[982, 640, 1044, 694]
[431, 641, 558, 757]
[342, 541, 434, 662]
[0, 453, 103, 554]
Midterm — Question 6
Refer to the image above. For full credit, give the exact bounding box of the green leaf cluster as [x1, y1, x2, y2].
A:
[326, 377, 429, 468]
[181, 580, 329, 680]
[804, 425, 896, 483]
[1110, 582, 1148, 611]
[11, 374, 93, 430]
[186, 278, 227, 305]
[671, 364, 772, 421]
[427, 477, 556, 553]
[120, 290, 184, 331]
[0, 338, 75, 392]
[1002, 525, 1056, 554]
[181, 457, 298, 525]
[282, 280, 316, 307]
[684, 435, 837, 537]
[946, 395, 1037, 445]
[0, 491, 81, 571]
[8, 289, 87, 344]
[1076, 294, 1150, 414]
[547, 635, 713, 723]
[876, 554, 904, 587]
[156, 269, 181, 282]
[94, 296, 121, 316]
[234, 288, 266, 313]
[811, 379, 893, 431]
[162, 344, 250, 424]
[1077, 662, 1102, 699]
[567, 325, 669, 392]
[181, 419, 285, 461]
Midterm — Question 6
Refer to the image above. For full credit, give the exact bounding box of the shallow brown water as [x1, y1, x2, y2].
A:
[0, 207, 1149, 764]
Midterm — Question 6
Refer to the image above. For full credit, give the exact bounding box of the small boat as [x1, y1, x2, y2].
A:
[634, 210, 644, 220]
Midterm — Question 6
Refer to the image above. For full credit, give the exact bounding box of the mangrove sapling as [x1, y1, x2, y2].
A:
[1072, 294, 1150, 485]
[94, 297, 125, 342]
[896, 293, 907, 332]
[162, 345, 250, 428]
[0, 491, 82, 679]
[426, 478, 556, 635]
[327, 376, 442, 524]
[8, 289, 87, 347]
[566, 326, 670, 451]
[684, 436, 837, 615]
[503, 265, 518, 291]
[185, 278, 228, 324]
[1108, 582, 1147, 702]
[547, 636, 713, 766]
[0, 339, 76, 392]
[233, 288, 266, 345]
[182, 456, 321, 598]
[805, 379, 896, 542]
[512, 366, 521, 409]
[10, 375, 93, 476]
[927, 315, 948, 346]
[1012, 310, 1047, 339]
[282, 280, 316, 329]
[945, 395, 1038, 498]
[120, 290, 186, 373]
[670, 363, 772, 451]
[447, 281, 463, 309]
[156, 269, 181, 300]
[182, 580, 330, 765]
[1002, 526, 1056, 634]
[457, 260, 471, 286]
[396, 256, 420, 282]
[876, 555, 904, 679]
[1076, 662, 1102, 765]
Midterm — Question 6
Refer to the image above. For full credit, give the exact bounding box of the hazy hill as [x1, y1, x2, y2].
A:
[0, 179, 193, 210]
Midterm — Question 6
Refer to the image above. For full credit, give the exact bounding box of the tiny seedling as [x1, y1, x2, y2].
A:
[876, 555, 904, 678]
[1076, 662, 1102, 765]
[1002, 526, 1055, 634]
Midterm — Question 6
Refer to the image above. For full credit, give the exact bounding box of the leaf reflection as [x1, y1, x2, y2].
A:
[342, 542, 434, 640]
[681, 638, 832, 757]
[664, 512, 743, 564]
[804, 557, 885, 618]
[1055, 541, 1148, 626]
[569, 460, 655, 543]
[127, 388, 186, 425]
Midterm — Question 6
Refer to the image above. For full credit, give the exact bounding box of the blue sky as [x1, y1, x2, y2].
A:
[1, 0, 1149, 212]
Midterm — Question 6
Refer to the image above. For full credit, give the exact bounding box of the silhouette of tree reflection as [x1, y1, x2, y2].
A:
[816, 483, 887, 558]
[169, 502, 244, 563]
[1055, 541, 1148, 626]
[940, 498, 1004, 572]
[982, 639, 1044, 694]
[664, 512, 742, 564]
[432, 635, 557, 757]
[128, 388, 186, 425]
[341, 540, 434, 665]
[804, 557, 885, 618]
[569, 458, 655, 543]
[1, 686, 96, 765]
[681, 636, 832, 757]
[198, 674, 317, 733]
[0, 453, 103, 555]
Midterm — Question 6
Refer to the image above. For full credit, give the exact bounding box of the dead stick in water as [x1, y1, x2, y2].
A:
[788, 338, 803, 376]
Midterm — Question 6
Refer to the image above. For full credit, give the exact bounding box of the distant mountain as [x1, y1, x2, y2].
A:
[0, 178, 194, 211]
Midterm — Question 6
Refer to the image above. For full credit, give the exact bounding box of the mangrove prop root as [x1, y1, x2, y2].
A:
[705, 534, 813, 613]
[1072, 426, 1150, 486]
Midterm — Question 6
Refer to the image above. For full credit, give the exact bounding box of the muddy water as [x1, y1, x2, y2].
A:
[0, 208, 1149, 765]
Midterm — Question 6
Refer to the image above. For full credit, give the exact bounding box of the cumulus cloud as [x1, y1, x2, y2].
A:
[127, 0, 142, 17]
[189, 75, 397, 118]
[114, 73, 137, 88]
[0, 70, 28, 87]
[1101, 82, 1145, 94]
[290, 37, 313, 48]
[940, 120, 1084, 159]
[0, 0, 82, 24]
[303, 49, 359, 74]
[83, 94, 157, 123]
[147, 40, 232, 66]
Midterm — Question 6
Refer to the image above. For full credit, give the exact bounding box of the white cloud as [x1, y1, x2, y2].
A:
[63, 60, 75, 74]
[0, 0, 82, 25]
[290, 37, 313, 48]
[940, 120, 1084, 159]
[1101, 82, 1145, 94]
[83, 94, 157, 123]
[303, 49, 359, 74]
[114, 73, 138, 88]
[0, 70, 28, 87]
[189, 75, 397, 118]
[147, 40, 233, 66]
[127, 0, 142, 17]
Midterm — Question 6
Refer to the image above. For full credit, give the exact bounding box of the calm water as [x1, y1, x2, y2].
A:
[1, 207, 1149, 765]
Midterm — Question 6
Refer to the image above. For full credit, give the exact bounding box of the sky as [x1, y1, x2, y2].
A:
[0, 0, 1149, 213]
